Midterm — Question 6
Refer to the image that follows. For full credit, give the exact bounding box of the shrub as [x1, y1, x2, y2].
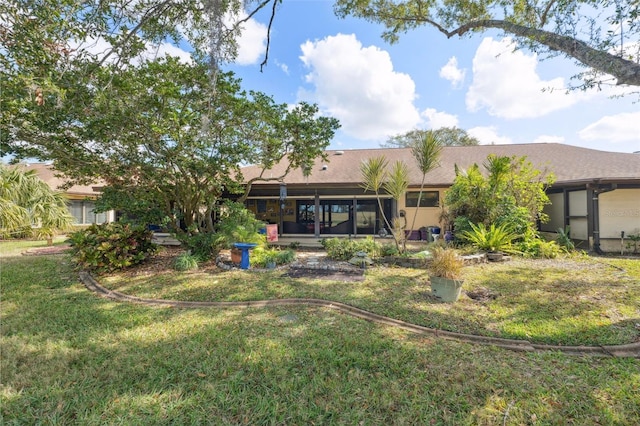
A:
[68, 223, 157, 273]
[276, 248, 296, 264]
[321, 236, 381, 261]
[174, 252, 199, 271]
[380, 243, 399, 257]
[250, 246, 296, 267]
[215, 201, 265, 248]
[444, 155, 554, 234]
[518, 238, 560, 259]
[177, 232, 225, 260]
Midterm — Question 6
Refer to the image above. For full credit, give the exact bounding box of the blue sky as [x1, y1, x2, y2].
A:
[217, 0, 639, 153]
[76, 0, 639, 153]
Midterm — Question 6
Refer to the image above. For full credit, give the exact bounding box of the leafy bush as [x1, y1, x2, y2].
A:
[215, 201, 265, 248]
[444, 155, 554, 242]
[174, 252, 199, 271]
[177, 232, 225, 260]
[321, 236, 381, 261]
[68, 223, 157, 273]
[380, 243, 399, 257]
[459, 222, 519, 254]
[517, 237, 560, 258]
[626, 231, 640, 254]
[276, 248, 296, 264]
[250, 246, 296, 267]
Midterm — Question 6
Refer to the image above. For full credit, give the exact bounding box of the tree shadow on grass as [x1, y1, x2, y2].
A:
[2, 269, 639, 425]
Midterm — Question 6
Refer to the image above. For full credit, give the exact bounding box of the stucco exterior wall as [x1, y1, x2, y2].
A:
[398, 189, 444, 231]
[598, 189, 640, 252]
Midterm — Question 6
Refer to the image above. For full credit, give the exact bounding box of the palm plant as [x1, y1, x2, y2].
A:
[408, 131, 442, 235]
[360, 156, 392, 231]
[0, 165, 74, 242]
[459, 222, 520, 254]
[361, 157, 410, 253]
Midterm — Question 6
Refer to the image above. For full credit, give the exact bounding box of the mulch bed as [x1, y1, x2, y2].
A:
[24, 243, 365, 282]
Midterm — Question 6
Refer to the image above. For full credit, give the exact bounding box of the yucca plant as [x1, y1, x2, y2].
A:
[556, 225, 575, 252]
[459, 222, 520, 254]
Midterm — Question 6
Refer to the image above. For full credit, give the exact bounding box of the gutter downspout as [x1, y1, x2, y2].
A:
[590, 182, 617, 254]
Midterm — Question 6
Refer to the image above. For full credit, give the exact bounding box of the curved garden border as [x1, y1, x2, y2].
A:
[79, 272, 640, 359]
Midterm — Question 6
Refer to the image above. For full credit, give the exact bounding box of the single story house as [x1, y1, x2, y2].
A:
[240, 143, 640, 253]
[16, 163, 115, 226]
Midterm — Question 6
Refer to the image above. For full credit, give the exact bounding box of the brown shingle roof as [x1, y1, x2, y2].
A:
[11, 163, 102, 197]
[241, 143, 640, 187]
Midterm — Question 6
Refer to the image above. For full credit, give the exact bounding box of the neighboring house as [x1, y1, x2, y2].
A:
[240, 143, 640, 253]
[16, 163, 115, 226]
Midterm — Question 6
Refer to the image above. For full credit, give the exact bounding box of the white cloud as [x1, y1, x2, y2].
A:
[69, 8, 265, 66]
[468, 126, 512, 145]
[71, 37, 193, 65]
[138, 42, 193, 64]
[298, 33, 421, 140]
[422, 108, 458, 129]
[439, 57, 465, 88]
[275, 60, 289, 75]
[578, 111, 640, 144]
[230, 15, 268, 65]
[466, 37, 584, 119]
[533, 134, 566, 144]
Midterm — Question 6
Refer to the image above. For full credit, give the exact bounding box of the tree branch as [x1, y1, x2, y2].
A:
[379, 12, 640, 86]
[446, 20, 640, 86]
[260, 0, 279, 72]
[95, 0, 174, 68]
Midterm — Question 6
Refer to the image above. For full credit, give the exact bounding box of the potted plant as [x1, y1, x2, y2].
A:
[428, 246, 464, 302]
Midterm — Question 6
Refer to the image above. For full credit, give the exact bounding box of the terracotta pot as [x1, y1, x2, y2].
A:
[231, 248, 242, 264]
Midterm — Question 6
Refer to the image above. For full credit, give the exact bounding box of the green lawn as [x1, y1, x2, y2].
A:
[99, 249, 640, 347]
[1, 240, 639, 425]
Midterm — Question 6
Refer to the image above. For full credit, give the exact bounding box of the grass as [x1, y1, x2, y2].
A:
[99, 249, 640, 347]
[1, 240, 639, 425]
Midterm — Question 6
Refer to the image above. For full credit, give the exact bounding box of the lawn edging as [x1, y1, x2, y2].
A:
[79, 271, 640, 358]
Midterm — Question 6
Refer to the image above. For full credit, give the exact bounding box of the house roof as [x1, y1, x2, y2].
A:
[11, 163, 102, 197]
[241, 143, 640, 188]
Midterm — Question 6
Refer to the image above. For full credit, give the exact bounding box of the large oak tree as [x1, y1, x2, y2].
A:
[2, 1, 339, 232]
[4, 56, 339, 232]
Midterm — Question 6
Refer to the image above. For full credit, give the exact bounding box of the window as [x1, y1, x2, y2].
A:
[69, 200, 108, 224]
[405, 191, 439, 208]
[69, 201, 84, 224]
